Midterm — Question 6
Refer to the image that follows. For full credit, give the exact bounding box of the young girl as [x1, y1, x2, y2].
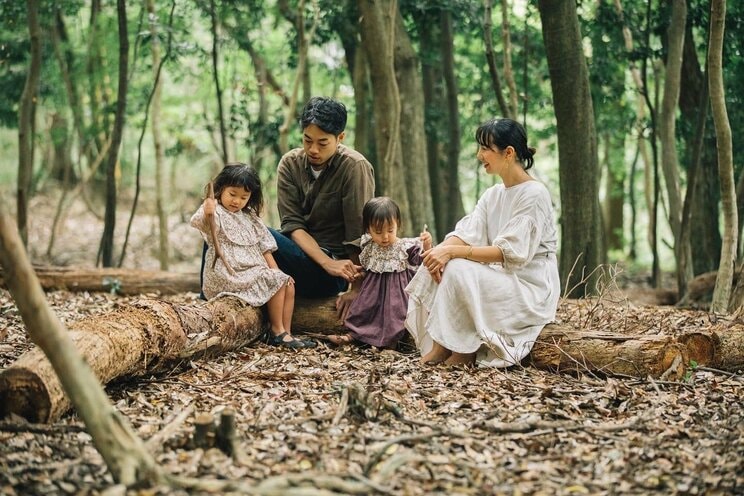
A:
[190, 163, 314, 349]
[328, 197, 432, 348]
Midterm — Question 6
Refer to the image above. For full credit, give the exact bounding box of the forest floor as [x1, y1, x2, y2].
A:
[0, 191, 742, 495]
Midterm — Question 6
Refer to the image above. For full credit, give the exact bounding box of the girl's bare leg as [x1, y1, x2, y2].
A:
[266, 285, 289, 339]
[283, 281, 295, 333]
[420, 341, 452, 364]
[444, 352, 476, 366]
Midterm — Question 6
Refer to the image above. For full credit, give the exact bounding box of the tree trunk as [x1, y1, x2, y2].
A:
[0, 266, 200, 295]
[679, 325, 744, 371]
[0, 197, 162, 486]
[147, 0, 169, 271]
[100, 0, 129, 267]
[482, 0, 511, 119]
[527, 327, 688, 379]
[708, 0, 736, 314]
[500, 0, 519, 119]
[394, 10, 434, 238]
[602, 132, 625, 252]
[415, 11, 447, 239]
[359, 0, 408, 213]
[0, 296, 261, 424]
[17, 0, 42, 246]
[278, 0, 319, 155]
[209, 0, 228, 164]
[537, 0, 604, 297]
[659, 0, 692, 299]
[679, 25, 721, 277]
[440, 11, 465, 234]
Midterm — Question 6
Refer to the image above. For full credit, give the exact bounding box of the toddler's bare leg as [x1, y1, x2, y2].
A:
[421, 341, 452, 364]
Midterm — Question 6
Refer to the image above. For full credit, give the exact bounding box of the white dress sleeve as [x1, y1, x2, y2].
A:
[446, 192, 490, 246]
[493, 188, 552, 270]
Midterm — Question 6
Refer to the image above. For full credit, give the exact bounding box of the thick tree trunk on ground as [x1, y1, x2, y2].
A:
[0, 297, 262, 423]
[0, 266, 200, 295]
[3, 292, 744, 424]
[527, 328, 688, 378]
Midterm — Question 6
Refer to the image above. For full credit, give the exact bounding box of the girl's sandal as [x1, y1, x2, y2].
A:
[269, 332, 306, 349]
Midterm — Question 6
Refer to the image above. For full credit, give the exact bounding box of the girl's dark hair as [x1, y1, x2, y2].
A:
[475, 118, 536, 170]
[210, 162, 263, 215]
[362, 196, 402, 233]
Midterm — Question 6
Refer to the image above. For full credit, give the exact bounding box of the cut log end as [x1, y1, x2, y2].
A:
[0, 367, 52, 423]
[678, 333, 718, 367]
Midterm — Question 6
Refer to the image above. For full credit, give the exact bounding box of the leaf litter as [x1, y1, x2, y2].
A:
[0, 288, 742, 495]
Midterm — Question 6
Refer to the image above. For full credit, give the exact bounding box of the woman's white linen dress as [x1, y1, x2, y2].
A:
[405, 180, 560, 368]
[191, 204, 290, 306]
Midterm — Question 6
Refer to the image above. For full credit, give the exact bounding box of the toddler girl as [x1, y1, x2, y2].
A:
[190, 163, 314, 349]
[328, 197, 432, 348]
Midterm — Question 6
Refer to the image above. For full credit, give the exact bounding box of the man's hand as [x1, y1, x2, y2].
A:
[336, 287, 360, 321]
[323, 258, 364, 283]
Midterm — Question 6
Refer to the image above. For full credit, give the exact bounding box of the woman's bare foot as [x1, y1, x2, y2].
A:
[421, 342, 452, 364]
[444, 352, 476, 366]
[327, 333, 354, 345]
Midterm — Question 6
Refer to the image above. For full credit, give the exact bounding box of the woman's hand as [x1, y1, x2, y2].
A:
[422, 245, 452, 284]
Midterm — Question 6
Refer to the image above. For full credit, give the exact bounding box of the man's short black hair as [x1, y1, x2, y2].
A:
[299, 97, 347, 136]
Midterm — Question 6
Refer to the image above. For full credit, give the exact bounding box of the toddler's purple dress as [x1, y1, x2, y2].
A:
[344, 235, 423, 348]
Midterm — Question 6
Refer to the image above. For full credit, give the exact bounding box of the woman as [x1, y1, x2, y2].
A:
[405, 118, 560, 367]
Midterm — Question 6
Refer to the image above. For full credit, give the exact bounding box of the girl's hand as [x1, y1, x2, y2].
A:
[420, 230, 433, 251]
[422, 245, 452, 284]
[204, 197, 217, 215]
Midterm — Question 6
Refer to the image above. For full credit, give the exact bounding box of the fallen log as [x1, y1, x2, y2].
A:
[4, 294, 744, 424]
[677, 324, 744, 371]
[526, 327, 688, 378]
[0, 296, 262, 423]
[292, 301, 694, 378]
[0, 265, 200, 295]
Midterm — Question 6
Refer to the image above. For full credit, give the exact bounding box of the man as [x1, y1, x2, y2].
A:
[270, 97, 375, 319]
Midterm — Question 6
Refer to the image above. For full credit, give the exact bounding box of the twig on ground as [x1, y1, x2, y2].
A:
[145, 404, 194, 453]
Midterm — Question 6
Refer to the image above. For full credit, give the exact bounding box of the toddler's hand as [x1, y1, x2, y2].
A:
[420, 230, 433, 251]
[204, 197, 217, 215]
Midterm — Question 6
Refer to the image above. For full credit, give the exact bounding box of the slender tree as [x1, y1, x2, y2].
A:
[440, 10, 464, 233]
[17, 0, 42, 246]
[483, 0, 511, 119]
[147, 0, 169, 270]
[100, 0, 129, 267]
[708, 0, 736, 313]
[209, 0, 228, 164]
[659, 0, 691, 297]
[500, 0, 519, 119]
